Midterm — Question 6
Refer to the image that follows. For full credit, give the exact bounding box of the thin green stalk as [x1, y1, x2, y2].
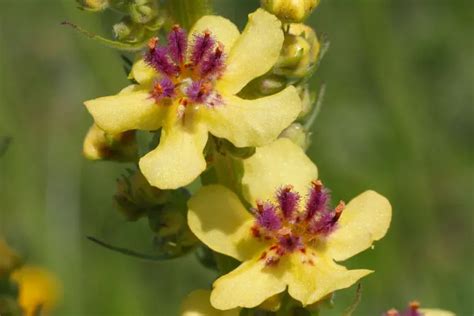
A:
[165, 0, 213, 29]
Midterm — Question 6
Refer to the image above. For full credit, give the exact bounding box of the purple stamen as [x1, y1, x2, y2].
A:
[168, 25, 188, 64]
[190, 31, 215, 66]
[308, 200, 344, 236]
[186, 80, 210, 104]
[256, 203, 282, 231]
[159, 78, 176, 98]
[277, 186, 300, 220]
[305, 180, 330, 220]
[150, 78, 175, 101]
[200, 44, 225, 79]
[145, 45, 178, 77]
[308, 212, 336, 235]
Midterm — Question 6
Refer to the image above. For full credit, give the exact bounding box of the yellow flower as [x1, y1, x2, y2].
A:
[10, 265, 61, 316]
[85, 9, 301, 189]
[181, 289, 240, 316]
[188, 138, 392, 309]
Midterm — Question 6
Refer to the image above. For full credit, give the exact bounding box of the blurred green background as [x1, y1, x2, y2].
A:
[0, 0, 472, 315]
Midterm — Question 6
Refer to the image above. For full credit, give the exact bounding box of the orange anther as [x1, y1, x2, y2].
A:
[409, 301, 420, 310]
[148, 37, 158, 50]
[311, 179, 323, 190]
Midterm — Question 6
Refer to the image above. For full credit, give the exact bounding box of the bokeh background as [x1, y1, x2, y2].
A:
[0, 0, 472, 315]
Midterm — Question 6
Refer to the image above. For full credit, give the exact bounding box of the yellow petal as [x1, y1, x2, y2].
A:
[139, 121, 208, 189]
[190, 15, 240, 54]
[242, 138, 317, 203]
[129, 59, 157, 86]
[205, 86, 301, 148]
[286, 253, 371, 306]
[84, 85, 165, 134]
[181, 289, 240, 316]
[420, 309, 456, 316]
[188, 185, 265, 261]
[216, 9, 284, 95]
[323, 190, 392, 261]
[211, 258, 287, 310]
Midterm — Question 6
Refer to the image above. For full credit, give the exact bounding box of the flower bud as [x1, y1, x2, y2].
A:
[215, 138, 255, 159]
[148, 206, 184, 237]
[77, 0, 109, 12]
[239, 74, 288, 98]
[258, 294, 282, 312]
[279, 123, 310, 150]
[83, 124, 138, 162]
[274, 23, 320, 79]
[114, 169, 169, 221]
[129, 0, 158, 24]
[261, 0, 320, 23]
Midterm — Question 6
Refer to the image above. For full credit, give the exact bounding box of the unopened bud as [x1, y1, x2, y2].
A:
[114, 169, 169, 221]
[148, 207, 184, 237]
[279, 123, 310, 150]
[258, 294, 282, 312]
[77, 0, 109, 12]
[275, 23, 320, 79]
[129, 0, 158, 24]
[240, 73, 287, 98]
[83, 124, 138, 162]
[215, 138, 255, 159]
[261, 0, 320, 23]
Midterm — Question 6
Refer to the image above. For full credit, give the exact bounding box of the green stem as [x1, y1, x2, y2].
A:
[61, 21, 148, 51]
[86, 236, 185, 261]
[164, 0, 212, 29]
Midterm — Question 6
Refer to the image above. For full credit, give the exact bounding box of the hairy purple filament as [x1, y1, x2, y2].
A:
[168, 25, 187, 64]
[151, 78, 176, 102]
[255, 203, 282, 231]
[144, 26, 226, 110]
[190, 31, 215, 66]
[252, 181, 344, 266]
[305, 180, 330, 220]
[277, 186, 300, 219]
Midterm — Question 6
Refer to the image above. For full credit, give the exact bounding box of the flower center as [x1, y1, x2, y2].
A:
[144, 26, 226, 117]
[251, 180, 345, 266]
